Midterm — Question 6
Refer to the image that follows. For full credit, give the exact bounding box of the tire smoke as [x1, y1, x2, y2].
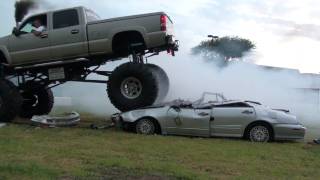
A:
[53, 53, 320, 139]
[155, 53, 320, 139]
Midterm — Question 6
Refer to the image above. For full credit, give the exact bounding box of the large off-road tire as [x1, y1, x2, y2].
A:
[20, 82, 54, 118]
[0, 80, 22, 122]
[107, 62, 159, 112]
[146, 64, 169, 103]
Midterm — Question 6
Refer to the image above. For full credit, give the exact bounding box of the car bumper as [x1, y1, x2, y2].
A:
[111, 113, 123, 128]
[273, 124, 306, 140]
[111, 113, 135, 131]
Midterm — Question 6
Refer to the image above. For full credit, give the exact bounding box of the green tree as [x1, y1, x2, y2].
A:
[192, 36, 256, 66]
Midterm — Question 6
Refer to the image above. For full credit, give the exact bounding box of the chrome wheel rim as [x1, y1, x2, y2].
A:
[138, 120, 153, 134]
[23, 93, 39, 107]
[250, 126, 270, 142]
[120, 77, 142, 99]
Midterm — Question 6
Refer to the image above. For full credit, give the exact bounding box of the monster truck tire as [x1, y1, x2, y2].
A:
[146, 64, 169, 103]
[0, 80, 22, 122]
[107, 62, 159, 111]
[20, 82, 54, 118]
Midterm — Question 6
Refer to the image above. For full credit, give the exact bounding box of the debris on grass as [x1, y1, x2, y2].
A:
[90, 118, 115, 130]
[0, 123, 6, 128]
[31, 111, 80, 128]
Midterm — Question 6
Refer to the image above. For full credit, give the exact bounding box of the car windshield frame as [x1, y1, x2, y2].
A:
[193, 92, 227, 106]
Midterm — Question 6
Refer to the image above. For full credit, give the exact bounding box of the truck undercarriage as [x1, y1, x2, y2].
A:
[0, 46, 174, 122]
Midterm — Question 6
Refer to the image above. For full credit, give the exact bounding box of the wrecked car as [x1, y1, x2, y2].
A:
[111, 92, 306, 142]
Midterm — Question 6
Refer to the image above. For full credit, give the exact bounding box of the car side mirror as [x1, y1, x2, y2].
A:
[12, 27, 21, 37]
[171, 106, 181, 112]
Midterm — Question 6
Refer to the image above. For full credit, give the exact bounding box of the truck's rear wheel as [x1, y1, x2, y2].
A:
[147, 64, 169, 103]
[0, 80, 22, 122]
[20, 82, 54, 118]
[107, 62, 159, 111]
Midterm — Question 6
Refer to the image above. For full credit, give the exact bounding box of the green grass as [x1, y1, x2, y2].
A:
[0, 116, 320, 180]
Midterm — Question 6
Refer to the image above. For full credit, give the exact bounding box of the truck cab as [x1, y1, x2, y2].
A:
[9, 7, 92, 65]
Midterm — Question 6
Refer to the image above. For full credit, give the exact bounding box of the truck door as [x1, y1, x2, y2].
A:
[8, 14, 51, 65]
[211, 103, 256, 137]
[50, 9, 88, 60]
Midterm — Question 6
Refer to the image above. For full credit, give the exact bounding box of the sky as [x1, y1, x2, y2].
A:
[1, 0, 320, 73]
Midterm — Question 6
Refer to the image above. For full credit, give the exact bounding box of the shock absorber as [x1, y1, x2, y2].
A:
[0, 64, 4, 78]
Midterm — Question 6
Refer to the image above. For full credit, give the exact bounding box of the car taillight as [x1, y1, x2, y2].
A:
[160, 15, 167, 31]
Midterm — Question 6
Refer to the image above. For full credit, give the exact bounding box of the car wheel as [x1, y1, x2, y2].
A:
[249, 124, 272, 142]
[136, 119, 156, 135]
[107, 62, 159, 112]
[20, 82, 54, 118]
[0, 80, 22, 122]
[146, 64, 169, 104]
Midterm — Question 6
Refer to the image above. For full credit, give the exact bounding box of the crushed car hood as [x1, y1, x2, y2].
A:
[253, 105, 299, 124]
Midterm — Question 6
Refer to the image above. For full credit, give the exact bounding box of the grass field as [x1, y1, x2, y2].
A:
[0, 115, 320, 180]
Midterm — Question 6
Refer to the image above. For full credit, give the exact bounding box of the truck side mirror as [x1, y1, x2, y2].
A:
[12, 27, 20, 37]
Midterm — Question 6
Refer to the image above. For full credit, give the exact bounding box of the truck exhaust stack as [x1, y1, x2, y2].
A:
[14, 0, 36, 26]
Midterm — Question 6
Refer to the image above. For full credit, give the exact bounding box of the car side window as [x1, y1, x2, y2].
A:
[53, 9, 79, 29]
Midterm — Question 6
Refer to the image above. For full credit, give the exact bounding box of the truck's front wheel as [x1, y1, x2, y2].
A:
[107, 62, 159, 111]
[0, 80, 22, 122]
[20, 82, 54, 118]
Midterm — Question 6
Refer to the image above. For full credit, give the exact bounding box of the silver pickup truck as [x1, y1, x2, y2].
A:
[0, 6, 178, 122]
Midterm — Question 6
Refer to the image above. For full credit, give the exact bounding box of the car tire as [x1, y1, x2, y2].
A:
[107, 62, 159, 112]
[0, 80, 22, 122]
[136, 118, 156, 135]
[248, 123, 273, 142]
[146, 64, 169, 104]
[20, 82, 54, 118]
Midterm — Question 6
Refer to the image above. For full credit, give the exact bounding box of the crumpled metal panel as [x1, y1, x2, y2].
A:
[31, 112, 80, 127]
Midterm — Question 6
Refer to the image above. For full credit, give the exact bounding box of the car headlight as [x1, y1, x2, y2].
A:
[111, 113, 121, 123]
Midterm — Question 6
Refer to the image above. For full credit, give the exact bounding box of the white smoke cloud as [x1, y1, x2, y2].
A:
[54, 52, 320, 140]
[4, 1, 319, 139]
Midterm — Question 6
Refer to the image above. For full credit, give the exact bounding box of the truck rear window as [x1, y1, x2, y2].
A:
[53, 9, 79, 29]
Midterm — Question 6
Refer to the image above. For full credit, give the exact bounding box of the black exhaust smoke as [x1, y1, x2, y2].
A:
[14, 0, 36, 26]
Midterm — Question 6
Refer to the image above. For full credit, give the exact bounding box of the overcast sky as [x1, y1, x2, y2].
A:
[1, 0, 320, 73]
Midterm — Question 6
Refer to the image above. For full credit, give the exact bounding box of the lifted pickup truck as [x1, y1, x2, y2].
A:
[0, 6, 178, 122]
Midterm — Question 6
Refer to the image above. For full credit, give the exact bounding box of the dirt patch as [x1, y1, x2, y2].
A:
[59, 167, 177, 180]
[99, 167, 176, 180]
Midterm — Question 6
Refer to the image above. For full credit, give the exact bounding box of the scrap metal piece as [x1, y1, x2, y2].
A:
[31, 112, 80, 127]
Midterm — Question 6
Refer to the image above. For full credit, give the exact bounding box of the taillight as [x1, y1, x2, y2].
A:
[160, 15, 167, 31]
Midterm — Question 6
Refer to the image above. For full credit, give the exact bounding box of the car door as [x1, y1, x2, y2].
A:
[166, 106, 210, 137]
[210, 103, 256, 137]
[50, 8, 88, 60]
[8, 14, 51, 65]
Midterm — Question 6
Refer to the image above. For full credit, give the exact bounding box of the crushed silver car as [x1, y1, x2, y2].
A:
[112, 92, 306, 142]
